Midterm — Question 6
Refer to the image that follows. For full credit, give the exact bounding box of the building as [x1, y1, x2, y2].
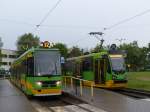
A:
[0, 49, 17, 71]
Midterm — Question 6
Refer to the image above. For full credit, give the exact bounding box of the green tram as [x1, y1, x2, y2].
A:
[10, 47, 62, 96]
[64, 50, 127, 89]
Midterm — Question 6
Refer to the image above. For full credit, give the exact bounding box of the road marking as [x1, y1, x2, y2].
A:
[79, 104, 107, 112]
[31, 100, 106, 112]
[31, 100, 51, 112]
[50, 105, 87, 112]
[65, 105, 87, 112]
[49, 104, 107, 112]
[141, 99, 150, 102]
[50, 106, 69, 112]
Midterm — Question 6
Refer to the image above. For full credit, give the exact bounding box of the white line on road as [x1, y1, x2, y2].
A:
[79, 104, 107, 112]
[31, 100, 51, 112]
[141, 99, 150, 102]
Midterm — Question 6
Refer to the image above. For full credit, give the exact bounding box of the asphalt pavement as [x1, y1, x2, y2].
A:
[0, 80, 37, 112]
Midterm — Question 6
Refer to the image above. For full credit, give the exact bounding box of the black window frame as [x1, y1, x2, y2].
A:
[27, 57, 34, 76]
[82, 57, 93, 71]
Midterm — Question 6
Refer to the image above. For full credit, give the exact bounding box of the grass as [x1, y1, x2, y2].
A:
[127, 72, 150, 91]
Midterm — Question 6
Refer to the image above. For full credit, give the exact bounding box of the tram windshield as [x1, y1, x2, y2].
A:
[110, 57, 125, 72]
[34, 50, 61, 76]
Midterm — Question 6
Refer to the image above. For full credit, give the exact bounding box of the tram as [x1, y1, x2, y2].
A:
[10, 42, 62, 96]
[64, 45, 127, 89]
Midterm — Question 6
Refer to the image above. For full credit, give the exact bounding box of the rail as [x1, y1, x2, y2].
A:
[114, 88, 150, 99]
[63, 76, 95, 101]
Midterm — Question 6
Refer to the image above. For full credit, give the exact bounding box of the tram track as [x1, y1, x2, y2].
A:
[113, 88, 150, 99]
[30, 94, 105, 112]
[59, 95, 95, 112]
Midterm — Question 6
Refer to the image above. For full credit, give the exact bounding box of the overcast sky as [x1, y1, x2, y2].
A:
[1, 0, 150, 50]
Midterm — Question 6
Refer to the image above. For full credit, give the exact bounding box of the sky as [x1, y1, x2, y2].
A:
[1, 0, 150, 50]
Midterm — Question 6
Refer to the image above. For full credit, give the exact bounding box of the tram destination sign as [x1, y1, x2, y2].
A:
[41, 41, 55, 48]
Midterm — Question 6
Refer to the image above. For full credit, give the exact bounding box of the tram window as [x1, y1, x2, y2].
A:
[66, 61, 75, 72]
[102, 55, 112, 74]
[17, 66, 22, 80]
[65, 61, 72, 71]
[107, 59, 111, 74]
[22, 60, 27, 74]
[27, 57, 34, 76]
[75, 62, 80, 74]
[82, 57, 93, 71]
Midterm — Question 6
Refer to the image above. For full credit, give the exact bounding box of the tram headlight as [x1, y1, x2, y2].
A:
[56, 81, 61, 86]
[36, 81, 42, 87]
[37, 73, 41, 76]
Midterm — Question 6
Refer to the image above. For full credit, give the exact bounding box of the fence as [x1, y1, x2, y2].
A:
[63, 76, 95, 102]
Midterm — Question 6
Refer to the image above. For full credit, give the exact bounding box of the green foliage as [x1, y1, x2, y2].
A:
[68, 46, 82, 57]
[0, 37, 3, 67]
[52, 43, 68, 58]
[91, 44, 105, 53]
[119, 41, 149, 71]
[0, 50, 1, 67]
[16, 33, 40, 56]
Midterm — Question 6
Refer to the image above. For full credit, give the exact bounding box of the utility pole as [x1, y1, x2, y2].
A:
[89, 32, 104, 49]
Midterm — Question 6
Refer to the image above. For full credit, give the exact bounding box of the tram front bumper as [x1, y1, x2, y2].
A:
[94, 80, 127, 88]
[106, 80, 127, 88]
[32, 89, 62, 96]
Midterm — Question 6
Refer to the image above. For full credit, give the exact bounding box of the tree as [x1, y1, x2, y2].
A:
[0, 37, 3, 49]
[119, 41, 146, 71]
[68, 46, 82, 57]
[91, 44, 101, 53]
[142, 43, 150, 66]
[0, 37, 3, 67]
[16, 33, 40, 55]
[52, 43, 68, 58]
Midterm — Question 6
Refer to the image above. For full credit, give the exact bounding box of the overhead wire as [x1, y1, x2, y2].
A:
[0, 18, 34, 26]
[104, 9, 150, 30]
[67, 36, 89, 46]
[34, 0, 62, 32]
[41, 24, 100, 29]
[0, 18, 101, 35]
[70, 8, 150, 47]
[29, 2, 150, 47]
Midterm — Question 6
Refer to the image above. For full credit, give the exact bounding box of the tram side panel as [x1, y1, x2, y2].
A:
[64, 52, 127, 89]
[11, 48, 62, 96]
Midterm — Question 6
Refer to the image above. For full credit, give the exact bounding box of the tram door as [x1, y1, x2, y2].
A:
[94, 59, 106, 84]
[74, 62, 82, 78]
[74, 62, 82, 95]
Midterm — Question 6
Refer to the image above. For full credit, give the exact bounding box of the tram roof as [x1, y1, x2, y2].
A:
[67, 51, 108, 61]
[12, 47, 59, 65]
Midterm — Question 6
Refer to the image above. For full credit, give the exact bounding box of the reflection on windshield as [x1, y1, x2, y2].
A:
[35, 51, 61, 76]
[110, 57, 125, 71]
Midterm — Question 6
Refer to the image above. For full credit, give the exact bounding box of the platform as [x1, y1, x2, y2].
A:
[0, 80, 37, 112]
[64, 85, 150, 112]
